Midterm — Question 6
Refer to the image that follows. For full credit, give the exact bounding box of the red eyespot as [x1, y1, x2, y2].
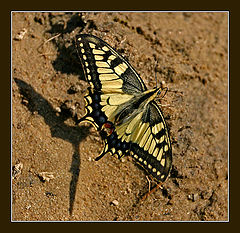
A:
[103, 122, 114, 135]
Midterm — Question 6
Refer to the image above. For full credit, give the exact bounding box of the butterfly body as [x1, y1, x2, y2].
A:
[76, 34, 172, 182]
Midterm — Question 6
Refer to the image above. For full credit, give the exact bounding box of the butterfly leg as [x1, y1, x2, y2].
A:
[141, 177, 163, 201]
[146, 176, 151, 193]
[168, 88, 183, 96]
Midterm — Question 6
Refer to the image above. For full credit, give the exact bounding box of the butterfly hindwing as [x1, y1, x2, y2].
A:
[137, 102, 172, 181]
[76, 34, 172, 182]
[107, 100, 172, 182]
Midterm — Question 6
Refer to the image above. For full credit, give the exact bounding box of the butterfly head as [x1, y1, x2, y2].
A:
[157, 86, 168, 99]
[147, 87, 168, 103]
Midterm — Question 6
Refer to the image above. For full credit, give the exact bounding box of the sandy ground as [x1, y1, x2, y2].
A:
[12, 12, 228, 221]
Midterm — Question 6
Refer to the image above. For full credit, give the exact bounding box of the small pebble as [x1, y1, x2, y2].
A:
[68, 84, 81, 94]
[111, 200, 119, 206]
[14, 28, 27, 41]
[187, 193, 198, 202]
[120, 157, 126, 162]
[12, 161, 23, 180]
[25, 204, 31, 210]
[38, 172, 54, 182]
[55, 107, 61, 113]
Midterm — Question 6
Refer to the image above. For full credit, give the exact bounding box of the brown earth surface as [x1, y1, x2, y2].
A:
[12, 12, 228, 221]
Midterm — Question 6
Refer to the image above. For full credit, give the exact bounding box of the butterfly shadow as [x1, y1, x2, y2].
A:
[13, 15, 95, 216]
[14, 78, 90, 215]
[16, 15, 89, 215]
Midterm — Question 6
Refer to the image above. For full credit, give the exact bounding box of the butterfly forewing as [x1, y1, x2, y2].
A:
[76, 34, 172, 182]
[76, 34, 147, 93]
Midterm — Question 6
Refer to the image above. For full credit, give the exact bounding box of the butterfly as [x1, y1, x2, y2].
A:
[75, 34, 172, 183]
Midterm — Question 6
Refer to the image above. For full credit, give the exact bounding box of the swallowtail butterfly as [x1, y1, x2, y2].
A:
[76, 34, 172, 183]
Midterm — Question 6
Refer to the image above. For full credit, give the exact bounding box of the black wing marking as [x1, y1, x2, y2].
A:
[76, 34, 147, 94]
